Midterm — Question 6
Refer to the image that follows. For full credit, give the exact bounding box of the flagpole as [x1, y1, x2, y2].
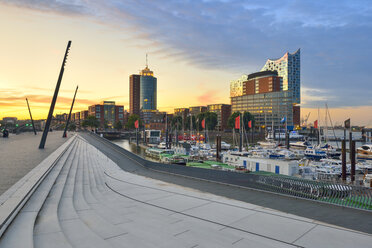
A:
[136, 127, 138, 147]
[239, 112, 242, 152]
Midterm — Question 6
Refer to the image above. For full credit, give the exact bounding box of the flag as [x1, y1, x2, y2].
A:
[248, 120, 252, 128]
[280, 116, 286, 124]
[134, 120, 139, 129]
[314, 120, 318, 129]
[235, 116, 240, 129]
[344, 118, 351, 129]
[201, 119, 205, 129]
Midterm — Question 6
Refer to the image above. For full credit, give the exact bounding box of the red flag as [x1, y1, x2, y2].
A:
[248, 120, 252, 128]
[201, 119, 205, 129]
[235, 116, 240, 129]
[134, 120, 139, 129]
[314, 120, 318, 129]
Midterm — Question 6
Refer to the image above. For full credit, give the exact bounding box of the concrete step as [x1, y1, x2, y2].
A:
[58, 140, 112, 248]
[0, 137, 77, 248]
[33, 140, 80, 248]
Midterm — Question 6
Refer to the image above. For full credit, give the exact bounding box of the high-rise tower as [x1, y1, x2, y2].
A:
[129, 74, 141, 115]
[140, 55, 157, 111]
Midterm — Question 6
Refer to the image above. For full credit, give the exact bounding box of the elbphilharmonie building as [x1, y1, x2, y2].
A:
[261, 49, 301, 104]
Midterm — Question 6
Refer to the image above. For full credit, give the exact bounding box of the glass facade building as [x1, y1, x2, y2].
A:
[140, 67, 157, 111]
[103, 101, 115, 126]
[261, 49, 301, 104]
[207, 104, 231, 131]
[231, 91, 294, 129]
[230, 75, 248, 97]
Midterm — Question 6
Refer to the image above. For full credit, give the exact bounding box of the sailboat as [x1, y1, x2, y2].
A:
[317, 103, 341, 158]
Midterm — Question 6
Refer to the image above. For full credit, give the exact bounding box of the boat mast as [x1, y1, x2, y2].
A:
[324, 103, 328, 144]
[326, 103, 339, 149]
[317, 107, 320, 145]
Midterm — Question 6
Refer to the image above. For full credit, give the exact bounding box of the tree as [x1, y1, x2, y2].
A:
[197, 112, 218, 130]
[126, 114, 142, 129]
[227, 111, 255, 131]
[185, 115, 196, 130]
[82, 115, 100, 129]
[114, 121, 123, 130]
[172, 115, 183, 131]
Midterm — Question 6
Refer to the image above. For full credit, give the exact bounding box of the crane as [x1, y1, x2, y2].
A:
[303, 112, 311, 127]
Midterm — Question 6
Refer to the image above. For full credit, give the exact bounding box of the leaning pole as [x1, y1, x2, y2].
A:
[63, 85, 78, 138]
[39, 41, 71, 149]
[26, 98, 37, 135]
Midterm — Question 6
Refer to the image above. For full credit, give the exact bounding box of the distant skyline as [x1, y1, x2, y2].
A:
[0, 1, 372, 126]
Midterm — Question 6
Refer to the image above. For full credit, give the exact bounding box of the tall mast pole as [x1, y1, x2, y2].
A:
[26, 98, 37, 135]
[39, 41, 71, 149]
[239, 112, 242, 152]
[63, 85, 78, 138]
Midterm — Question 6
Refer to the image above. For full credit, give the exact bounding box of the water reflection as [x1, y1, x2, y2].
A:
[111, 139, 159, 162]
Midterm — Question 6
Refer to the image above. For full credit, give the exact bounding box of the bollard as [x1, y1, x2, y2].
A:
[349, 131, 353, 162]
[216, 135, 221, 161]
[341, 140, 346, 182]
[351, 140, 356, 183]
[285, 131, 290, 149]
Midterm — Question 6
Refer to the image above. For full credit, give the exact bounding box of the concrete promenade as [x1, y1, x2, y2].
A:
[0, 134, 371, 247]
[83, 133, 372, 234]
[0, 131, 72, 195]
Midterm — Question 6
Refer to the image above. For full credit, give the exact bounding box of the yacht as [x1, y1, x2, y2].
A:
[304, 146, 327, 161]
[220, 141, 231, 150]
[258, 141, 277, 149]
[318, 143, 341, 159]
[290, 141, 310, 150]
[357, 144, 372, 160]
[157, 142, 167, 149]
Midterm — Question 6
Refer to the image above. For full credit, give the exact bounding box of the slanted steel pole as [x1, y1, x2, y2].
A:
[26, 98, 37, 135]
[39, 41, 71, 149]
[63, 85, 78, 138]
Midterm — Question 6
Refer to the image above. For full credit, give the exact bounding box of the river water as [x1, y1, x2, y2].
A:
[111, 139, 160, 162]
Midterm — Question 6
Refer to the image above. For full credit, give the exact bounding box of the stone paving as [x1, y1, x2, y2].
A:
[0, 135, 371, 247]
[0, 131, 72, 194]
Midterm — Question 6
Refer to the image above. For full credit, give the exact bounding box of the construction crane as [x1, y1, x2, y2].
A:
[303, 112, 311, 127]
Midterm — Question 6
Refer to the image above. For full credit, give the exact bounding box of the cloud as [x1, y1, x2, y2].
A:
[0, 88, 96, 113]
[197, 90, 222, 105]
[2, 0, 372, 108]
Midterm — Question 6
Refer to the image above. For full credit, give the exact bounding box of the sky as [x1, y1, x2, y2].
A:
[0, 0, 371, 126]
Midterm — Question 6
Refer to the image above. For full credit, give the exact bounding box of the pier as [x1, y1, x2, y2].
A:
[0, 133, 371, 247]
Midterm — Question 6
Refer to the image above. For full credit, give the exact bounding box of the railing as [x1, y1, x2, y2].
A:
[250, 174, 372, 210]
[89, 132, 372, 211]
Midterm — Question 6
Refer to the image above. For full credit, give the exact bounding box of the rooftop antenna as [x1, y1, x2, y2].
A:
[146, 53, 148, 68]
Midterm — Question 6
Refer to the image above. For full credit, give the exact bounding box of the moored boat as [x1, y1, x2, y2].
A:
[357, 144, 372, 160]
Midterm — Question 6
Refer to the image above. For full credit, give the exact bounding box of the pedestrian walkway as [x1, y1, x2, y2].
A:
[0, 135, 371, 247]
[0, 131, 71, 194]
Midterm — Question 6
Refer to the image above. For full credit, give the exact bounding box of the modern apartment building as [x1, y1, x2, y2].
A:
[88, 101, 124, 128]
[207, 104, 231, 131]
[189, 106, 207, 116]
[129, 74, 141, 116]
